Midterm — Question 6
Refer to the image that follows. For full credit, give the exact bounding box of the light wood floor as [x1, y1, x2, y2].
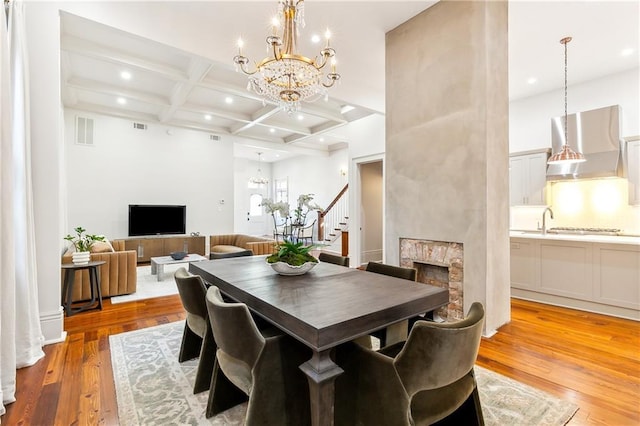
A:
[1, 296, 638, 425]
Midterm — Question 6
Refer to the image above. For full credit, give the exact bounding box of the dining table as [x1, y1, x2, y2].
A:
[190, 255, 449, 426]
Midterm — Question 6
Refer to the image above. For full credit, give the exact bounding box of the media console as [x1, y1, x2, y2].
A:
[120, 235, 206, 264]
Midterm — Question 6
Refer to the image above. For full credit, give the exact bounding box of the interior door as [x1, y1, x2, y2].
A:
[247, 190, 267, 236]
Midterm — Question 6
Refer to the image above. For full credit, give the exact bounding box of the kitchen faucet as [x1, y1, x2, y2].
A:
[541, 206, 554, 235]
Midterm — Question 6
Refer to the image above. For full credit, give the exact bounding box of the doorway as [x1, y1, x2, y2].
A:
[351, 154, 384, 267]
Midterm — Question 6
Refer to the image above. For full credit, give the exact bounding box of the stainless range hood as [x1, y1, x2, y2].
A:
[546, 105, 624, 180]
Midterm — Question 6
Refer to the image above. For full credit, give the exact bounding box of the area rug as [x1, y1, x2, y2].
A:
[110, 264, 182, 304]
[110, 321, 579, 425]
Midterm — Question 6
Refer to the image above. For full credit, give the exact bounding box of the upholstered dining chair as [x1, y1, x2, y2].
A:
[209, 249, 253, 260]
[205, 285, 311, 424]
[174, 267, 216, 394]
[335, 302, 485, 426]
[365, 262, 417, 347]
[318, 252, 350, 267]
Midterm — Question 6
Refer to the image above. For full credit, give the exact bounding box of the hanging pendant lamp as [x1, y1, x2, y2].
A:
[548, 37, 586, 165]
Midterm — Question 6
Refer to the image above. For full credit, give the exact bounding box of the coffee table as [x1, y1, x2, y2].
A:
[150, 254, 207, 281]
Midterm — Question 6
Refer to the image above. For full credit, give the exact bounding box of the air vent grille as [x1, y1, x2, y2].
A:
[133, 122, 147, 130]
[210, 134, 220, 141]
[75, 116, 94, 146]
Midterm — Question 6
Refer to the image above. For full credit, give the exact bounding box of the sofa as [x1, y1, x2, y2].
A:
[62, 240, 137, 302]
[209, 234, 277, 256]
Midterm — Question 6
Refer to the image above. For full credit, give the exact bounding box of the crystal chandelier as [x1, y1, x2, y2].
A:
[249, 152, 269, 186]
[233, 0, 340, 114]
[548, 37, 586, 165]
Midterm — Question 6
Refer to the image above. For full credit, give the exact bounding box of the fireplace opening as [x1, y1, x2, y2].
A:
[400, 238, 463, 321]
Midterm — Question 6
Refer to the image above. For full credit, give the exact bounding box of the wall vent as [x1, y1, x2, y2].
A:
[210, 134, 221, 141]
[133, 122, 147, 130]
[75, 116, 94, 146]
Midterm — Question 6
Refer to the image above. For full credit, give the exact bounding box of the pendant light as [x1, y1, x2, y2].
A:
[548, 37, 586, 165]
[248, 152, 268, 186]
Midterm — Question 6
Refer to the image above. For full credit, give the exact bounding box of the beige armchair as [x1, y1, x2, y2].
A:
[209, 234, 276, 256]
[61, 240, 136, 302]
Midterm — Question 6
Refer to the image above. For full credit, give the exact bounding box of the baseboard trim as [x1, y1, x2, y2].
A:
[40, 306, 66, 345]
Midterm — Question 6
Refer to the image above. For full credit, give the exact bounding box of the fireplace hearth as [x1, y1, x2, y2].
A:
[399, 238, 463, 320]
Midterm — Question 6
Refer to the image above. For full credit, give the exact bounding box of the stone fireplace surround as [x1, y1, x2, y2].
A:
[399, 238, 464, 321]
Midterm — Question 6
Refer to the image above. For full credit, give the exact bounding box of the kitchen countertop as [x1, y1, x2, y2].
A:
[510, 230, 640, 246]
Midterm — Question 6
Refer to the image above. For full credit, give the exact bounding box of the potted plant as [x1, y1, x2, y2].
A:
[266, 240, 318, 276]
[64, 226, 105, 265]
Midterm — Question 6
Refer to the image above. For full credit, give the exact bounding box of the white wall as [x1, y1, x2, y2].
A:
[64, 110, 235, 239]
[271, 150, 348, 211]
[510, 68, 640, 153]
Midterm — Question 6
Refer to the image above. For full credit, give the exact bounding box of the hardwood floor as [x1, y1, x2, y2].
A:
[1, 297, 638, 425]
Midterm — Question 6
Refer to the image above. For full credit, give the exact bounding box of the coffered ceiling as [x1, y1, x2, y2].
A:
[59, 1, 639, 162]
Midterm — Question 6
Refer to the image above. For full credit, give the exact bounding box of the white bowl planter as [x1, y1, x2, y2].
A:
[72, 251, 91, 265]
[268, 261, 317, 276]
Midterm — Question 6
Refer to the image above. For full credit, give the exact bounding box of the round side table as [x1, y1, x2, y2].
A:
[61, 260, 106, 316]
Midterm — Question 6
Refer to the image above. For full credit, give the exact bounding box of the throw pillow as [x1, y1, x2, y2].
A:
[90, 239, 115, 253]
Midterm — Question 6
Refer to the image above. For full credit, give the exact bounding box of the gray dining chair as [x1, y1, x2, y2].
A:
[174, 267, 216, 394]
[335, 302, 485, 426]
[205, 285, 311, 424]
[318, 252, 349, 267]
[365, 262, 417, 347]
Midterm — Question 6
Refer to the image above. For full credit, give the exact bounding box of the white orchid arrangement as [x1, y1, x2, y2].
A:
[293, 193, 323, 226]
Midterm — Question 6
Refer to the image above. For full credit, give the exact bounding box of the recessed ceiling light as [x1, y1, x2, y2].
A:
[311, 34, 321, 43]
[269, 128, 276, 133]
[319, 137, 325, 142]
[120, 71, 132, 80]
[527, 77, 537, 85]
[225, 96, 233, 104]
[297, 114, 304, 121]
[621, 47, 634, 57]
[117, 97, 127, 105]
[204, 114, 212, 121]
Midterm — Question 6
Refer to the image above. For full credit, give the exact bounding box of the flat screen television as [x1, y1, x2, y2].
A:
[128, 204, 186, 236]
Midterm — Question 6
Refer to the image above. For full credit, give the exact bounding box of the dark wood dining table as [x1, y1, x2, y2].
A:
[190, 255, 449, 426]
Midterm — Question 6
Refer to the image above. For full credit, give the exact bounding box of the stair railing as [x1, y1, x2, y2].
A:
[318, 184, 348, 243]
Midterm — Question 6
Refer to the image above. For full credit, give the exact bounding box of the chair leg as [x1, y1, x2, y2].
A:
[206, 357, 248, 418]
[178, 324, 202, 362]
[433, 385, 484, 426]
[193, 324, 216, 394]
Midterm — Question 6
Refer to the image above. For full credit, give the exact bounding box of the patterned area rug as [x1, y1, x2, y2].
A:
[110, 321, 578, 426]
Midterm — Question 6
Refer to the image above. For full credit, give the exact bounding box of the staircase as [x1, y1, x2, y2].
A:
[317, 184, 349, 253]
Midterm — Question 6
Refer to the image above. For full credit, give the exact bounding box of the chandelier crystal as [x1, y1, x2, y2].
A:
[548, 36, 586, 165]
[233, 0, 340, 114]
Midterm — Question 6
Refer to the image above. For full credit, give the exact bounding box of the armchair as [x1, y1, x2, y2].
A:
[335, 302, 485, 426]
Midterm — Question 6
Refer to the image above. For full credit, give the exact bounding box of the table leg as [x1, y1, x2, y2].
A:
[157, 264, 164, 281]
[150, 260, 158, 275]
[299, 349, 344, 426]
[63, 269, 74, 317]
[91, 266, 103, 310]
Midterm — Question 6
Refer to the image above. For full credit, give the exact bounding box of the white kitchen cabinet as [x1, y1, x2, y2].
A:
[510, 235, 640, 320]
[592, 243, 640, 310]
[509, 150, 549, 206]
[626, 138, 640, 205]
[510, 239, 538, 290]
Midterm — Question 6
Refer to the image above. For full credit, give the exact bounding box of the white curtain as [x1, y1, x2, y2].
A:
[1, 0, 45, 416]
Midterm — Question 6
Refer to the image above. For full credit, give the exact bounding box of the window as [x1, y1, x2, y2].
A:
[275, 178, 288, 203]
